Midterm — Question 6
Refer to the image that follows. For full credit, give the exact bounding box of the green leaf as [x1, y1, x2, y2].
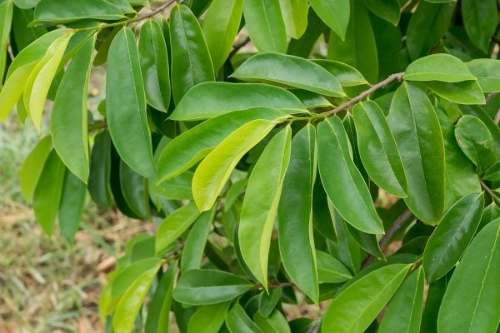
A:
[13, 0, 40, 9]
[88, 131, 114, 209]
[243, 0, 287, 53]
[139, 19, 171, 112]
[292, 90, 332, 108]
[192, 119, 278, 211]
[378, 267, 425, 333]
[226, 303, 263, 333]
[405, 53, 477, 83]
[145, 264, 177, 333]
[310, 0, 349, 41]
[173, 269, 253, 305]
[254, 310, 290, 333]
[119, 160, 150, 219]
[278, 124, 318, 302]
[258, 288, 282, 317]
[454, 115, 497, 172]
[34, 0, 133, 24]
[0, 62, 35, 121]
[461, 0, 497, 53]
[0, 0, 13, 89]
[19, 135, 52, 201]
[187, 302, 230, 333]
[169, 82, 304, 121]
[316, 250, 352, 283]
[364, 0, 400, 25]
[327, 0, 378, 82]
[352, 101, 407, 197]
[181, 210, 214, 272]
[170, 4, 214, 103]
[388, 83, 445, 223]
[437, 218, 500, 333]
[106, 27, 155, 177]
[33, 150, 66, 235]
[58, 170, 86, 243]
[467, 59, 500, 93]
[423, 193, 484, 282]
[317, 116, 384, 234]
[112, 259, 162, 333]
[239, 126, 291, 288]
[155, 203, 200, 255]
[28, 31, 73, 130]
[51, 35, 95, 183]
[321, 264, 411, 333]
[232, 53, 345, 97]
[278, 0, 308, 39]
[406, 1, 454, 59]
[202, 0, 243, 71]
[313, 59, 368, 87]
[425, 80, 486, 105]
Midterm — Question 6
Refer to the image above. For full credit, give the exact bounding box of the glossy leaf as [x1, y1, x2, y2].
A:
[0, 0, 13, 89]
[181, 210, 214, 272]
[243, 0, 287, 53]
[310, 0, 349, 41]
[278, 124, 318, 302]
[155, 203, 200, 255]
[106, 27, 155, 177]
[423, 193, 484, 282]
[316, 250, 352, 284]
[202, 0, 243, 71]
[437, 218, 500, 333]
[240, 126, 291, 288]
[317, 116, 384, 234]
[254, 310, 290, 333]
[226, 303, 263, 333]
[145, 264, 177, 333]
[192, 119, 278, 211]
[232, 53, 344, 97]
[139, 19, 170, 112]
[426, 80, 486, 105]
[33, 151, 65, 235]
[169, 82, 304, 121]
[51, 35, 95, 183]
[378, 267, 425, 333]
[119, 160, 150, 219]
[173, 269, 253, 305]
[461, 0, 497, 53]
[467, 59, 500, 93]
[19, 135, 52, 201]
[313, 59, 368, 87]
[364, 0, 400, 25]
[352, 101, 407, 197]
[321, 264, 411, 333]
[88, 131, 113, 209]
[388, 83, 445, 223]
[405, 53, 476, 83]
[58, 170, 86, 243]
[187, 302, 230, 333]
[170, 4, 214, 103]
[327, 0, 378, 82]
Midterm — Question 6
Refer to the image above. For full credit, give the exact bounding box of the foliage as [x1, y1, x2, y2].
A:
[1, 0, 500, 332]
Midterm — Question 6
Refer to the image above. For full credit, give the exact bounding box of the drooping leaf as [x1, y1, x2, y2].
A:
[173, 269, 253, 305]
[202, 0, 243, 71]
[0, 0, 13, 89]
[310, 0, 349, 41]
[239, 126, 292, 288]
[170, 4, 214, 103]
[316, 250, 352, 284]
[33, 150, 66, 235]
[155, 203, 200, 255]
[423, 193, 484, 282]
[192, 119, 279, 211]
[388, 82, 445, 224]
[232, 53, 344, 97]
[467, 59, 500, 93]
[145, 264, 177, 333]
[0, 62, 35, 121]
[378, 267, 425, 333]
[181, 210, 214, 272]
[317, 116, 384, 234]
[169, 82, 304, 121]
[187, 302, 230, 333]
[437, 218, 500, 333]
[404, 53, 476, 83]
[226, 303, 263, 333]
[88, 131, 114, 209]
[58, 170, 86, 243]
[352, 101, 407, 197]
[461, 0, 497, 53]
[139, 19, 170, 112]
[243, 0, 287, 53]
[119, 160, 150, 219]
[106, 27, 155, 177]
[321, 264, 411, 333]
[425, 80, 486, 105]
[278, 124, 318, 302]
[327, 0, 378, 82]
[51, 35, 95, 183]
[364, 0, 400, 25]
[19, 135, 52, 201]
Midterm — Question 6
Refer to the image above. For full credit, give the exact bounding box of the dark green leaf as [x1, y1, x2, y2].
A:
[88, 131, 114, 209]
[58, 170, 86, 243]
[226, 303, 263, 333]
[461, 0, 497, 53]
[310, 0, 349, 40]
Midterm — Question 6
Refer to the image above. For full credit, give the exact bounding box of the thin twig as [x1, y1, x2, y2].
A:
[228, 36, 251, 59]
[481, 180, 500, 204]
[319, 72, 404, 118]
